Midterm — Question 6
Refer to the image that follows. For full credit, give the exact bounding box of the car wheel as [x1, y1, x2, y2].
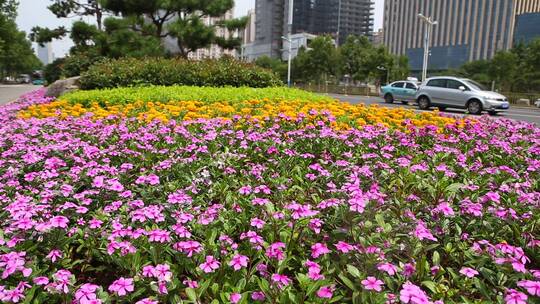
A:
[467, 100, 483, 115]
[401, 100, 409, 105]
[418, 96, 431, 110]
[384, 94, 394, 104]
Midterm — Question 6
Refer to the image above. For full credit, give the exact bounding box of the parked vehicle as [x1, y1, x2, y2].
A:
[16, 74, 31, 84]
[32, 79, 45, 86]
[380, 80, 419, 104]
[415, 76, 509, 115]
[535, 99, 540, 108]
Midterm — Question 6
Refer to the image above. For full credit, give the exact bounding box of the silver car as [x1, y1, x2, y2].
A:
[415, 77, 509, 115]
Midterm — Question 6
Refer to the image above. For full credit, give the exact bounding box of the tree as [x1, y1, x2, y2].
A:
[48, 0, 105, 30]
[340, 35, 372, 82]
[102, 0, 247, 57]
[488, 51, 518, 91]
[0, 0, 42, 78]
[292, 36, 338, 83]
[254, 55, 287, 82]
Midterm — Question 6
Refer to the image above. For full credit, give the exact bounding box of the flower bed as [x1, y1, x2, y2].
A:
[19, 86, 460, 130]
[1, 89, 539, 304]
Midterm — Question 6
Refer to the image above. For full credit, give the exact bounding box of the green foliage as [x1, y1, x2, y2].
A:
[43, 58, 66, 83]
[292, 35, 339, 83]
[0, 1, 42, 78]
[61, 85, 333, 105]
[339, 35, 403, 85]
[101, 0, 246, 57]
[455, 38, 540, 92]
[62, 52, 105, 78]
[79, 57, 283, 90]
[29, 26, 69, 46]
[254, 56, 288, 82]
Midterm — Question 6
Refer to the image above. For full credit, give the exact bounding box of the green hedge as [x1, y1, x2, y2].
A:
[79, 57, 283, 90]
[61, 86, 334, 107]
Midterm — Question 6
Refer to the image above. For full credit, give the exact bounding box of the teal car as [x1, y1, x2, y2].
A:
[32, 79, 45, 85]
[380, 81, 419, 104]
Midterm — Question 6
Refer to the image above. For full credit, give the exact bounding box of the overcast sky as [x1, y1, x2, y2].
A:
[16, 0, 385, 58]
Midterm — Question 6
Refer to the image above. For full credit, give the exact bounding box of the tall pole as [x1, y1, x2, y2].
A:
[418, 14, 437, 83]
[336, 0, 342, 45]
[287, 0, 294, 88]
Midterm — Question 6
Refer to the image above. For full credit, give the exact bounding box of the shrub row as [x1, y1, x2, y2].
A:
[79, 57, 283, 90]
[60, 86, 333, 106]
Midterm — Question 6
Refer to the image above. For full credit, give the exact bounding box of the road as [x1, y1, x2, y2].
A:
[0, 84, 40, 105]
[327, 94, 540, 125]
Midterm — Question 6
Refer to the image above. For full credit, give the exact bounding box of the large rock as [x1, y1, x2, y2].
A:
[45, 76, 81, 98]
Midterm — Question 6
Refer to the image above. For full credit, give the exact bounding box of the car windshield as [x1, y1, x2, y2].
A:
[463, 79, 487, 91]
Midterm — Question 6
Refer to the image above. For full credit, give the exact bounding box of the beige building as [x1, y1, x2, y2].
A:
[383, 0, 540, 71]
[188, 10, 237, 60]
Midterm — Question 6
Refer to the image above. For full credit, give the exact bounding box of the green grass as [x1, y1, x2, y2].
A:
[60, 86, 335, 106]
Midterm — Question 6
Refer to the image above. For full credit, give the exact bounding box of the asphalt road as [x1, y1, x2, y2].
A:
[0, 84, 40, 105]
[327, 93, 540, 125]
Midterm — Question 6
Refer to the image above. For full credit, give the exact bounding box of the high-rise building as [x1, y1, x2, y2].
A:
[287, 0, 374, 45]
[250, 0, 374, 60]
[252, 0, 285, 59]
[384, 0, 540, 71]
[37, 42, 53, 65]
[240, 9, 258, 60]
[372, 28, 384, 46]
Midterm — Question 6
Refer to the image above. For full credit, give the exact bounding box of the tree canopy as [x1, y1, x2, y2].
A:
[0, 0, 42, 78]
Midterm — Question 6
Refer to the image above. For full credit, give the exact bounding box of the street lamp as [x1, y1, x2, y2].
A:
[417, 13, 437, 83]
[283, 0, 294, 87]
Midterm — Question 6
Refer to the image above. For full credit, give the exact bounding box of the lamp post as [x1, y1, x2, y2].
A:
[417, 13, 437, 83]
[284, 0, 294, 87]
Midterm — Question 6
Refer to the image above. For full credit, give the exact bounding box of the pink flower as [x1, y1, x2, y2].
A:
[230, 293, 242, 303]
[459, 267, 479, 278]
[362, 276, 384, 292]
[271, 273, 291, 289]
[335, 241, 355, 253]
[517, 280, 540, 296]
[135, 299, 158, 304]
[505, 289, 528, 304]
[250, 218, 265, 229]
[316, 285, 334, 298]
[228, 254, 249, 271]
[377, 262, 398, 276]
[251, 291, 266, 301]
[199, 256, 220, 273]
[108, 277, 134, 296]
[75, 283, 99, 304]
[311, 243, 330, 258]
[46, 249, 62, 262]
[183, 279, 198, 288]
[399, 282, 432, 304]
[33, 276, 49, 285]
[50, 216, 69, 229]
[265, 242, 286, 261]
[154, 264, 172, 282]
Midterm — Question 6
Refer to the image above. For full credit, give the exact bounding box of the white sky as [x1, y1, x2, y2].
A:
[16, 0, 384, 58]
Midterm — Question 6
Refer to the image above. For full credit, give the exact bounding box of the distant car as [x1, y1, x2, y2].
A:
[17, 74, 31, 84]
[380, 81, 419, 104]
[32, 79, 45, 85]
[415, 76, 509, 115]
[535, 99, 540, 108]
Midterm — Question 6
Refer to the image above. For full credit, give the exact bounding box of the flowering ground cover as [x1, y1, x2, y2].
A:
[1, 89, 540, 304]
[18, 86, 459, 129]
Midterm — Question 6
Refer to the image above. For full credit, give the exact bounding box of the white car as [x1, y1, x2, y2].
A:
[535, 99, 540, 108]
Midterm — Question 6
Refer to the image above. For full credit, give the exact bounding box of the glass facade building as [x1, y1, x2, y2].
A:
[383, 0, 540, 71]
[288, 0, 374, 45]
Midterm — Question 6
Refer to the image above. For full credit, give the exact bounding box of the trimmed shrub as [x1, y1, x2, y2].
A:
[79, 57, 283, 90]
[60, 86, 331, 105]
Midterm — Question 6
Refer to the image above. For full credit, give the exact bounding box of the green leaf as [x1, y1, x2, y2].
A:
[338, 273, 357, 291]
[186, 288, 197, 302]
[346, 264, 361, 278]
